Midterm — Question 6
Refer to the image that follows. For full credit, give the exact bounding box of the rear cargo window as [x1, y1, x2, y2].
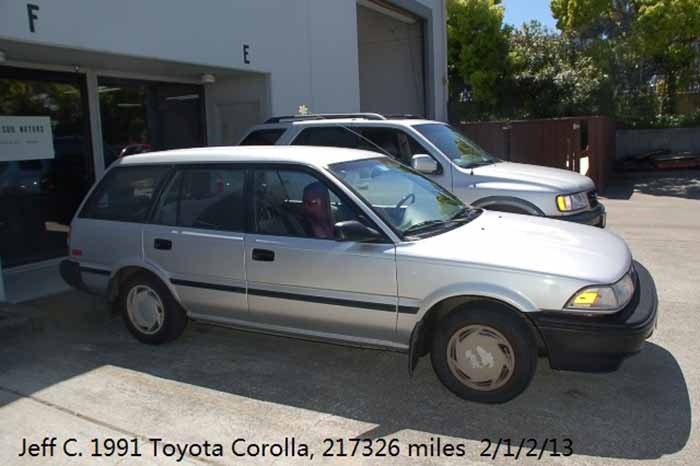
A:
[79, 166, 170, 222]
[239, 129, 285, 145]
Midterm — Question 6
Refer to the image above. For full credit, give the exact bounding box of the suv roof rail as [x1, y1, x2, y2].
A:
[384, 114, 421, 119]
[264, 113, 387, 124]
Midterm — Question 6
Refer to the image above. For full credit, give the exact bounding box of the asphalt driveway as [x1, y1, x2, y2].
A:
[0, 170, 698, 465]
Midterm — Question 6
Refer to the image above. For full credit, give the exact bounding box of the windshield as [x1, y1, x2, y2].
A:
[414, 124, 500, 168]
[328, 158, 478, 236]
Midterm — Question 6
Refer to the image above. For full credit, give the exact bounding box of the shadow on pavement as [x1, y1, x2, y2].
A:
[604, 169, 700, 200]
[0, 297, 690, 461]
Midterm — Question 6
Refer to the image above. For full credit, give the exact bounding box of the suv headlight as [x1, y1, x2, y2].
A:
[566, 267, 636, 312]
[556, 192, 589, 212]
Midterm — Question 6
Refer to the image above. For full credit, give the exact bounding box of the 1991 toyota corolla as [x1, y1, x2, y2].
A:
[60, 146, 658, 403]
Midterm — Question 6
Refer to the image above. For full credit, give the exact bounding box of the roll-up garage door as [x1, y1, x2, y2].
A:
[357, 0, 426, 117]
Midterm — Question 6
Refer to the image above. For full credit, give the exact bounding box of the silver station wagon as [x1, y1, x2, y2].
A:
[61, 146, 658, 403]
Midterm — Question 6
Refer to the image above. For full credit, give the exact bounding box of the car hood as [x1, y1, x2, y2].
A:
[399, 210, 631, 284]
[469, 162, 595, 192]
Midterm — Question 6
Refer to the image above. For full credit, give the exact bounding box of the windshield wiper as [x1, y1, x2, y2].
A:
[403, 219, 447, 234]
[461, 161, 495, 169]
[449, 207, 469, 220]
[404, 209, 482, 236]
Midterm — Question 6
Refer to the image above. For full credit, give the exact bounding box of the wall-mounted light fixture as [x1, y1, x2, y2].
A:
[201, 73, 216, 84]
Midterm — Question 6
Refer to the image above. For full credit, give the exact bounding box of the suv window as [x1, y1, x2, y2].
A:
[357, 127, 429, 166]
[155, 167, 245, 232]
[252, 167, 363, 239]
[292, 126, 430, 167]
[240, 129, 285, 145]
[80, 166, 170, 222]
[291, 127, 378, 152]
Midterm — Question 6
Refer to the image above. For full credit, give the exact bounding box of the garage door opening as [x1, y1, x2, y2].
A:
[357, 0, 426, 117]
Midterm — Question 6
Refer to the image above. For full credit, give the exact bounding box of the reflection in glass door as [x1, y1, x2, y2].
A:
[0, 66, 93, 267]
[98, 78, 205, 167]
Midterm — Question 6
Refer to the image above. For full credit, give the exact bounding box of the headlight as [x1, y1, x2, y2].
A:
[566, 268, 636, 312]
[556, 192, 589, 212]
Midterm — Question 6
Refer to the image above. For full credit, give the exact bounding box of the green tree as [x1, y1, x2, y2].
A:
[507, 21, 606, 118]
[551, 0, 700, 115]
[447, 0, 510, 109]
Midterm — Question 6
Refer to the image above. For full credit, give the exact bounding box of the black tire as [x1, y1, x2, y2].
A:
[430, 302, 537, 403]
[118, 272, 187, 344]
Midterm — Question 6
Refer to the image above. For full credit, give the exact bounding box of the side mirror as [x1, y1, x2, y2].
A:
[411, 154, 438, 174]
[334, 220, 382, 242]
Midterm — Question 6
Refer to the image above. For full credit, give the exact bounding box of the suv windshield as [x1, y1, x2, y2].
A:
[414, 124, 500, 168]
[329, 158, 478, 236]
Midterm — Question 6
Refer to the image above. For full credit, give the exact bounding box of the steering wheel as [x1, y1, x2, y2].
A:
[394, 193, 415, 210]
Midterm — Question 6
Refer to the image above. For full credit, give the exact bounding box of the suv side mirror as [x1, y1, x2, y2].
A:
[411, 154, 438, 174]
[334, 220, 382, 242]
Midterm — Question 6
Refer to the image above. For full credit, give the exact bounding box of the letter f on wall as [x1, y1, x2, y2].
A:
[27, 4, 40, 33]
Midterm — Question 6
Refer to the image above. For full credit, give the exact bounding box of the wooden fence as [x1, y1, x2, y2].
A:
[455, 116, 616, 191]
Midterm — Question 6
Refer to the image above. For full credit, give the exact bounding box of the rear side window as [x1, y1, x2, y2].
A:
[155, 167, 246, 232]
[80, 166, 170, 222]
[240, 129, 285, 145]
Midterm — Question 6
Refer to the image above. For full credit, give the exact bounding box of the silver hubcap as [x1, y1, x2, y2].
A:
[126, 285, 165, 335]
[447, 324, 515, 391]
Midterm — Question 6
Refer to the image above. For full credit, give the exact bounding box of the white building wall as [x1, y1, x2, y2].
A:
[305, 0, 361, 114]
[0, 0, 446, 121]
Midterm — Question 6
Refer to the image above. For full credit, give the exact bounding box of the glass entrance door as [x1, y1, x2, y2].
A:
[0, 66, 93, 268]
[98, 77, 205, 167]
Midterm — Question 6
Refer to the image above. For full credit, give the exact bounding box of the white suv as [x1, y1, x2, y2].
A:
[240, 114, 605, 227]
[61, 146, 656, 403]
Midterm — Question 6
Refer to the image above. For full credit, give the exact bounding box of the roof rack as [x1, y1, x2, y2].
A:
[264, 113, 387, 124]
[384, 114, 421, 119]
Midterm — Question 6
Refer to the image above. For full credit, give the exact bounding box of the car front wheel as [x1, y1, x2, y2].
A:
[430, 303, 537, 403]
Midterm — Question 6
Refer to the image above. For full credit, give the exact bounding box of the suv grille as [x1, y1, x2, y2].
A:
[587, 190, 598, 208]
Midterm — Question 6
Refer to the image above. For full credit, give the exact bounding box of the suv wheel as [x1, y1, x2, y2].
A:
[119, 272, 187, 344]
[430, 303, 537, 403]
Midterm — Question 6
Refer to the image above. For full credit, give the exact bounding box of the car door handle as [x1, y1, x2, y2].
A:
[154, 238, 172, 250]
[252, 248, 275, 262]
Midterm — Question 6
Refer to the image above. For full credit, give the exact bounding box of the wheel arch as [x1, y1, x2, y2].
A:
[471, 196, 545, 216]
[107, 260, 181, 306]
[409, 290, 546, 369]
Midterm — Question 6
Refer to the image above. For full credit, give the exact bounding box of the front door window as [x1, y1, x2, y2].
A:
[251, 168, 366, 239]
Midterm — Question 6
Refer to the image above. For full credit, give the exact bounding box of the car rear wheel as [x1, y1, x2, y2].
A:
[119, 272, 187, 344]
[430, 303, 537, 403]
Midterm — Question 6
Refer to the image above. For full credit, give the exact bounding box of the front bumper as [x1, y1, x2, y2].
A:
[551, 202, 606, 228]
[529, 261, 658, 372]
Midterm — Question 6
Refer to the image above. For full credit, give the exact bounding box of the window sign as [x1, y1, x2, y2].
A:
[0, 116, 55, 161]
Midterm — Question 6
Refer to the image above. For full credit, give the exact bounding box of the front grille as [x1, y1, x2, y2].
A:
[587, 190, 598, 208]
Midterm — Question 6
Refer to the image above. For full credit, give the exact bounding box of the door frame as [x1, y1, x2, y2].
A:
[0, 65, 95, 268]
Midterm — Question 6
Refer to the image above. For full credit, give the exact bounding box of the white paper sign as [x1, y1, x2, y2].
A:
[0, 116, 55, 161]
